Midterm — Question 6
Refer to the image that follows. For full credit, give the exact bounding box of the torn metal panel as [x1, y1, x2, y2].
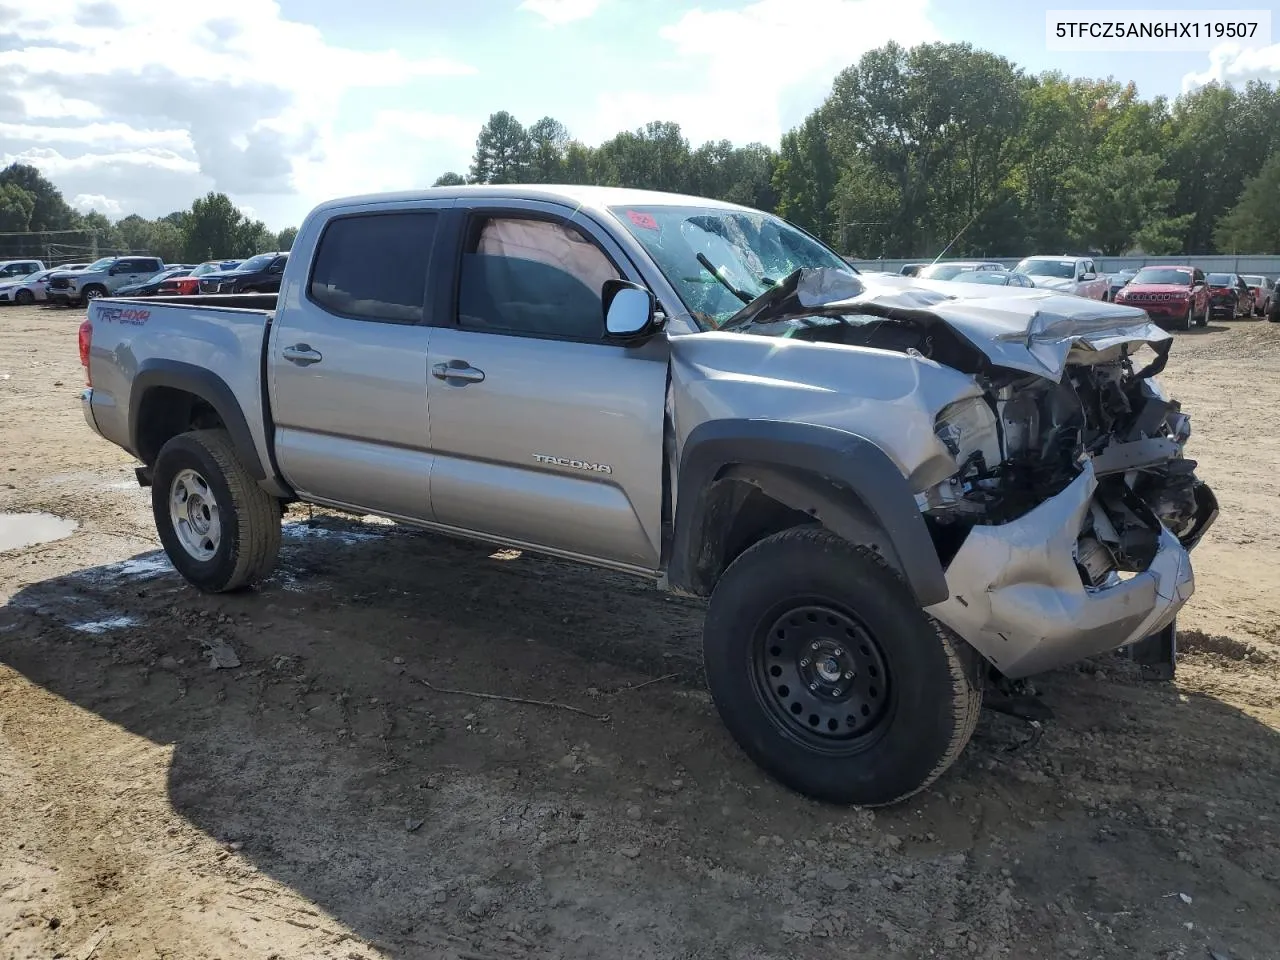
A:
[926, 462, 1196, 679]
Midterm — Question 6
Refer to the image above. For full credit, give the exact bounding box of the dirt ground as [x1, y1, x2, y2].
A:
[1, 302, 1277, 960]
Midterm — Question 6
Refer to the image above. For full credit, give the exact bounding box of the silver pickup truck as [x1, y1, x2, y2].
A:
[78, 185, 1217, 806]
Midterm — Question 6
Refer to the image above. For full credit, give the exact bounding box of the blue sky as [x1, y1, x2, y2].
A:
[2, 0, 1275, 230]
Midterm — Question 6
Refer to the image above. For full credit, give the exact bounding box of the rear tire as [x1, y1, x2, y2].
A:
[702, 527, 982, 806]
[151, 429, 281, 592]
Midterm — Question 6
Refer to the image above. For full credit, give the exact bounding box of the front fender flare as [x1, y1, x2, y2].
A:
[667, 419, 949, 606]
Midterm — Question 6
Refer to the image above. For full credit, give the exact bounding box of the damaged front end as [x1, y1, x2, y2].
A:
[724, 267, 1219, 679]
[918, 337, 1218, 678]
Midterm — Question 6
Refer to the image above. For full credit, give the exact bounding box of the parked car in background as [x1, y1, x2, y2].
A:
[1107, 269, 1137, 299]
[0, 267, 56, 305]
[947, 269, 1036, 288]
[197, 251, 288, 294]
[1271, 294, 1280, 323]
[0, 258, 45, 280]
[1013, 255, 1110, 300]
[45, 260, 105, 305]
[914, 260, 1004, 281]
[115, 266, 194, 298]
[48, 256, 166, 305]
[1205, 273, 1254, 319]
[1113, 266, 1209, 331]
[157, 260, 240, 296]
[899, 263, 928, 277]
[1240, 275, 1274, 317]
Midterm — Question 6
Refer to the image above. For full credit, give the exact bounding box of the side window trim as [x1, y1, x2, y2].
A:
[304, 209, 442, 326]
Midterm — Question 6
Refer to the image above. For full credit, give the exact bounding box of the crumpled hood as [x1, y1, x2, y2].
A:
[720, 268, 1171, 381]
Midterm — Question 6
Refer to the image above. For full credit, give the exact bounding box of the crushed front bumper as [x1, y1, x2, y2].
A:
[926, 462, 1215, 679]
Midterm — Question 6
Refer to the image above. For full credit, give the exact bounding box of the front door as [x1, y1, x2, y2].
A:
[268, 203, 447, 520]
[425, 202, 667, 572]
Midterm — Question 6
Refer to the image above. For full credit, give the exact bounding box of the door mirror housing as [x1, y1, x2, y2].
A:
[603, 279, 659, 342]
[1080, 271, 1097, 281]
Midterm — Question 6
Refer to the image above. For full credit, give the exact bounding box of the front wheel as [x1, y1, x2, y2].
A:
[1179, 303, 1194, 331]
[1196, 299, 1208, 327]
[14, 289, 34, 305]
[152, 429, 282, 592]
[702, 527, 982, 806]
[81, 284, 106, 300]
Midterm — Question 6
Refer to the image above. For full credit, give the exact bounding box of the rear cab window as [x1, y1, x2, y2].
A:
[308, 211, 438, 323]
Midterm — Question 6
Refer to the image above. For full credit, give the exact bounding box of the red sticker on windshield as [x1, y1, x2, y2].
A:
[626, 210, 658, 230]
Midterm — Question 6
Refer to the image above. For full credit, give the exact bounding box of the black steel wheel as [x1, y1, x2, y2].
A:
[752, 603, 893, 749]
[703, 527, 983, 806]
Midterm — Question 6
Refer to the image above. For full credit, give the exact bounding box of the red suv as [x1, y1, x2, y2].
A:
[1113, 265, 1209, 330]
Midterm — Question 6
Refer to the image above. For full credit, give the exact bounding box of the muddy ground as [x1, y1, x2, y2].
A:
[1, 302, 1278, 960]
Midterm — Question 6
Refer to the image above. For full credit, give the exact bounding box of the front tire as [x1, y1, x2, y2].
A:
[14, 289, 34, 305]
[703, 527, 982, 806]
[1196, 299, 1208, 327]
[81, 284, 107, 300]
[1179, 303, 1194, 331]
[152, 429, 281, 592]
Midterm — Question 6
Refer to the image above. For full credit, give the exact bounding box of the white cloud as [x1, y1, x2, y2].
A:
[1183, 42, 1280, 92]
[0, 0, 477, 225]
[585, 0, 941, 148]
[72, 193, 124, 216]
[517, 0, 601, 25]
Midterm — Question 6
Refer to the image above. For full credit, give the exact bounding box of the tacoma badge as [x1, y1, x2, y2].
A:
[533, 454, 613, 475]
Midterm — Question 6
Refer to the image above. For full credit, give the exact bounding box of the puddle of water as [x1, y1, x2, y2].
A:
[282, 522, 385, 545]
[0, 512, 78, 552]
[71, 615, 140, 634]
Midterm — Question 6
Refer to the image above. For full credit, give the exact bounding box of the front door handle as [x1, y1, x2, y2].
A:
[283, 344, 323, 366]
[432, 360, 485, 384]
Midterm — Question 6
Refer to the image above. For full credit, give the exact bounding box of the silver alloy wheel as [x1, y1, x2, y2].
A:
[169, 467, 220, 561]
[83, 287, 103, 299]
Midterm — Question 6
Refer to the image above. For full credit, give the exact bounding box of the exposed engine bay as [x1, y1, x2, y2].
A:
[720, 267, 1219, 596]
[918, 347, 1218, 590]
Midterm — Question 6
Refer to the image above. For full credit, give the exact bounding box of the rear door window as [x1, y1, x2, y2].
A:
[308, 212, 438, 324]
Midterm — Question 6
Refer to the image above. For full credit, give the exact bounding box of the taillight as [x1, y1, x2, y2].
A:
[78, 319, 92, 386]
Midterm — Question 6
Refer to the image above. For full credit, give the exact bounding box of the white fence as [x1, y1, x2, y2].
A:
[848, 255, 1280, 276]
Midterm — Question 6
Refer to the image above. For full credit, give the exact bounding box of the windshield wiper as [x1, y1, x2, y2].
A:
[696, 253, 754, 305]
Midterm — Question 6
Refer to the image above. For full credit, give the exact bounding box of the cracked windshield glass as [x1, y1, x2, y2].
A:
[611, 205, 854, 329]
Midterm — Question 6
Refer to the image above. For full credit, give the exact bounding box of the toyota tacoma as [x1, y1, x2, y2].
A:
[77, 186, 1218, 806]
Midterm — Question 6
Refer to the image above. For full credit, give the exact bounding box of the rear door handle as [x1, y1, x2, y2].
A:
[283, 344, 323, 366]
[432, 360, 485, 384]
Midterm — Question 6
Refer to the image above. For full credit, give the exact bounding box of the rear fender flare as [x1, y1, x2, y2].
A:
[128, 360, 266, 481]
[667, 420, 948, 605]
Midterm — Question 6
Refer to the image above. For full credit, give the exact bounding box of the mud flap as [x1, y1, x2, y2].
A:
[1123, 620, 1177, 680]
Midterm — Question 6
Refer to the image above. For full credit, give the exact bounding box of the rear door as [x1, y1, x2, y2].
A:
[423, 200, 667, 572]
[269, 201, 449, 519]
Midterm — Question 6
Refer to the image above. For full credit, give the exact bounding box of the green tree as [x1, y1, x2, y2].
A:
[79, 210, 122, 253]
[1066, 151, 1190, 255]
[470, 111, 531, 184]
[527, 116, 569, 183]
[148, 220, 185, 263]
[0, 163, 78, 233]
[276, 226, 299, 250]
[561, 141, 595, 183]
[116, 214, 155, 252]
[0, 182, 35, 232]
[181, 192, 250, 262]
[594, 121, 690, 192]
[773, 113, 837, 240]
[432, 171, 468, 186]
[1214, 151, 1280, 253]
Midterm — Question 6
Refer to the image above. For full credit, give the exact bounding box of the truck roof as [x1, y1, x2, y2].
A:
[313, 184, 755, 219]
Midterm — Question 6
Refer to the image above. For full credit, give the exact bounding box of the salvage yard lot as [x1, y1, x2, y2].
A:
[1, 303, 1279, 960]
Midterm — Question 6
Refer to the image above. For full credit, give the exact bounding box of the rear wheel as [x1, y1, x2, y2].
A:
[702, 527, 982, 806]
[152, 429, 281, 592]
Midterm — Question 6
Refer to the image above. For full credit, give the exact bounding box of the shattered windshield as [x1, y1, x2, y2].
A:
[610, 204, 854, 329]
[1016, 259, 1077, 278]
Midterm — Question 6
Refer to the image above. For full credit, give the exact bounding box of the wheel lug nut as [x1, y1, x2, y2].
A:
[833, 687, 842, 696]
[844, 670, 855, 680]
[833, 647, 843, 656]
[808, 682, 818, 691]
[810, 642, 820, 651]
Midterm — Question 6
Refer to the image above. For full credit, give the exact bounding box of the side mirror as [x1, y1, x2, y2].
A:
[1080, 271, 1097, 281]
[603, 279, 658, 341]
